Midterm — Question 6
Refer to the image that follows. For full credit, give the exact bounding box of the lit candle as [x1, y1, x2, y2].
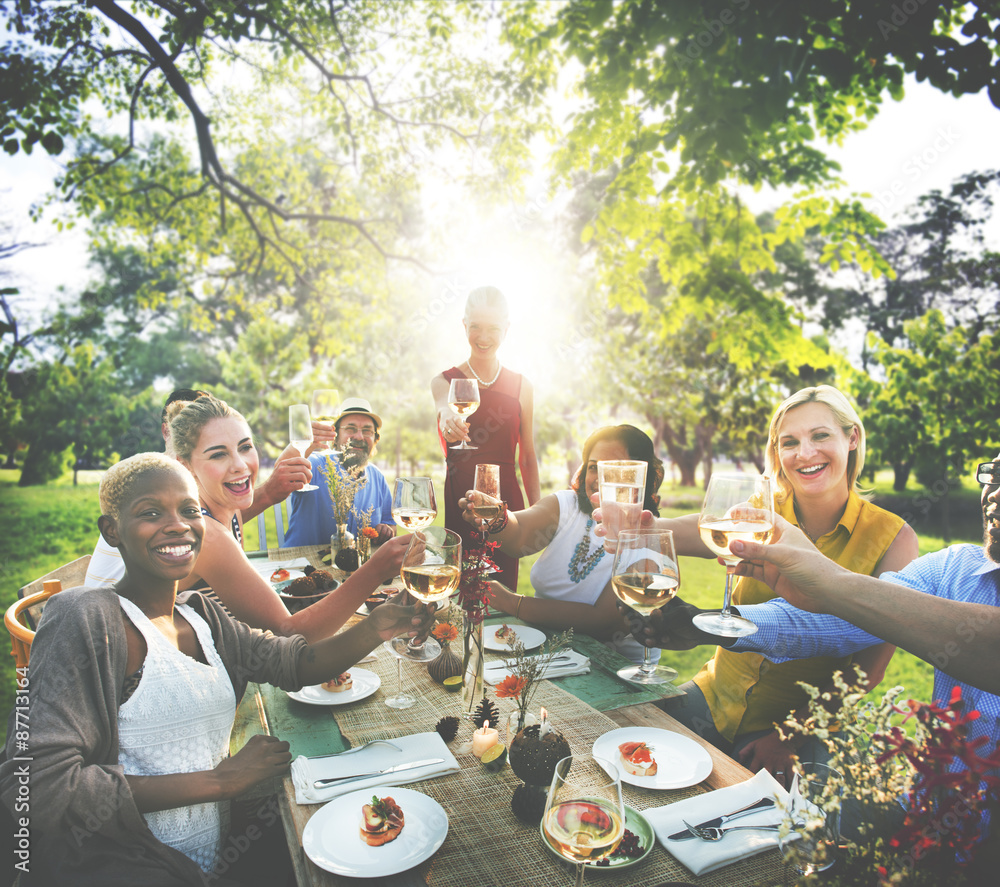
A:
[539, 707, 552, 737]
[472, 720, 499, 758]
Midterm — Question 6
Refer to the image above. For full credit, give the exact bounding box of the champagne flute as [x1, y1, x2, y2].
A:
[471, 463, 501, 523]
[288, 404, 318, 491]
[389, 527, 462, 662]
[310, 388, 340, 454]
[694, 473, 774, 637]
[447, 378, 480, 450]
[542, 754, 625, 887]
[391, 477, 437, 532]
[382, 640, 415, 710]
[597, 461, 647, 553]
[610, 530, 679, 684]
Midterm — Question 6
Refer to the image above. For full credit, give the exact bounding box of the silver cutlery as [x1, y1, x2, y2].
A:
[666, 797, 777, 840]
[306, 740, 401, 761]
[485, 655, 573, 671]
[681, 818, 800, 842]
[313, 757, 445, 788]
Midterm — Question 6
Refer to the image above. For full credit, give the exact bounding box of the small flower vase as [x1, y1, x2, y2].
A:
[461, 616, 485, 719]
[427, 642, 463, 684]
[506, 710, 538, 746]
[357, 532, 372, 565]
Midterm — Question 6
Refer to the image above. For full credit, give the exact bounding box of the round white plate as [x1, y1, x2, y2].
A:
[287, 668, 380, 706]
[484, 623, 546, 651]
[592, 727, 713, 790]
[302, 786, 448, 878]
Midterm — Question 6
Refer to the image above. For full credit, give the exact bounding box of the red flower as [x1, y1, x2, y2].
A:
[431, 623, 459, 643]
[495, 675, 527, 699]
[361, 526, 379, 539]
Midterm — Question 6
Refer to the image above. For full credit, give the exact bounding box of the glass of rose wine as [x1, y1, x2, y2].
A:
[542, 754, 625, 887]
[695, 473, 774, 637]
[611, 530, 679, 684]
[447, 378, 480, 450]
[288, 405, 318, 492]
[389, 527, 462, 662]
[472, 463, 501, 522]
[310, 388, 340, 454]
[391, 477, 437, 532]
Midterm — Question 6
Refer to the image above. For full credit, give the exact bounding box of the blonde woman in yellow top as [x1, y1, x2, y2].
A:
[644, 386, 918, 784]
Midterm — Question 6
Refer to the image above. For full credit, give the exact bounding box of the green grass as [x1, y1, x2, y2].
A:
[1, 467, 981, 722]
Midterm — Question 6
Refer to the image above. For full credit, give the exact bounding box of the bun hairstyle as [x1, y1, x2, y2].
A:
[765, 385, 868, 503]
[463, 286, 509, 324]
[167, 395, 242, 464]
[572, 425, 665, 517]
[99, 452, 185, 521]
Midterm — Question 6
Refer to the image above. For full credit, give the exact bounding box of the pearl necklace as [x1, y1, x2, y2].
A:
[465, 360, 502, 388]
[568, 517, 606, 583]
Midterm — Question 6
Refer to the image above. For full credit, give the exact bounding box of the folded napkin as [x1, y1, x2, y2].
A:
[291, 731, 459, 805]
[645, 769, 789, 876]
[484, 650, 590, 685]
[252, 557, 310, 578]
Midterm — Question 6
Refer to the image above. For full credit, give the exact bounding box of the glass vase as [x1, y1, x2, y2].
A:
[460, 616, 485, 719]
[506, 710, 538, 745]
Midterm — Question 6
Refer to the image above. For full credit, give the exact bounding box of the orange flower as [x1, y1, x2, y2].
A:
[431, 622, 459, 643]
[495, 675, 527, 699]
[361, 526, 379, 539]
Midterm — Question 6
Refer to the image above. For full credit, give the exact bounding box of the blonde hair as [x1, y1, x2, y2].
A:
[765, 385, 867, 503]
[463, 286, 509, 324]
[99, 452, 182, 520]
[167, 395, 242, 464]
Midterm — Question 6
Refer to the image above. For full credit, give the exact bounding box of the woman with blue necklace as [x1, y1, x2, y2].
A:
[459, 425, 663, 664]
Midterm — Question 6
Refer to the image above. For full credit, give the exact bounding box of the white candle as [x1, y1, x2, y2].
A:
[472, 720, 499, 758]
[539, 707, 552, 737]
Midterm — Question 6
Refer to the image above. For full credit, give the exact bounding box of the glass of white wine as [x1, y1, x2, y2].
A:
[447, 377, 480, 450]
[389, 527, 462, 662]
[310, 388, 340, 454]
[695, 473, 774, 637]
[288, 404, 318, 492]
[391, 477, 437, 532]
[610, 530, 679, 684]
[472, 463, 501, 523]
[542, 754, 625, 887]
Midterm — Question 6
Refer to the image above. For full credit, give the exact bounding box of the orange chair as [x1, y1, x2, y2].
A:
[5, 555, 91, 669]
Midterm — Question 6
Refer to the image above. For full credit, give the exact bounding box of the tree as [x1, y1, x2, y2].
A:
[852, 311, 1000, 537]
[3, 0, 548, 273]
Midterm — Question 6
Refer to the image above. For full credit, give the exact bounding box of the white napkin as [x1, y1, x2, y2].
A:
[290, 731, 459, 805]
[645, 769, 789, 876]
[252, 557, 310, 578]
[483, 650, 590, 685]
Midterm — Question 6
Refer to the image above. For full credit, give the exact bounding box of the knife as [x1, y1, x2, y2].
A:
[666, 797, 776, 840]
[313, 757, 446, 788]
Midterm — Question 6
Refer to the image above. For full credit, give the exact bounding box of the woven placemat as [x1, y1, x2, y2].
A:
[331, 652, 786, 887]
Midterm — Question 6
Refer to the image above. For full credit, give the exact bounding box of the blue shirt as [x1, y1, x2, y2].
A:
[283, 454, 394, 546]
[736, 544, 1000, 800]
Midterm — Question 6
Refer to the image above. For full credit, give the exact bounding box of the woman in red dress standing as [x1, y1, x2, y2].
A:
[432, 286, 541, 590]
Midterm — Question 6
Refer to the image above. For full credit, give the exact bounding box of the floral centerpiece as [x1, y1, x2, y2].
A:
[494, 629, 573, 737]
[778, 672, 1000, 885]
[320, 452, 366, 532]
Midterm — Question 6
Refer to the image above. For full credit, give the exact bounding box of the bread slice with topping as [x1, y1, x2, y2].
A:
[360, 795, 404, 846]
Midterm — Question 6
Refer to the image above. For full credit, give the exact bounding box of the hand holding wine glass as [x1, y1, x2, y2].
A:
[610, 530, 679, 684]
[447, 378, 480, 450]
[288, 405, 318, 492]
[391, 477, 437, 532]
[311, 388, 340, 453]
[469, 463, 502, 528]
[695, 473, 774, 637]
[597, 461, 647, 553]
[543, 754, 625, 887]
[388, 528, 461, 662]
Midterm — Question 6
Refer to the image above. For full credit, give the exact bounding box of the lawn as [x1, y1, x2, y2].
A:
[1, 466, 983, 724]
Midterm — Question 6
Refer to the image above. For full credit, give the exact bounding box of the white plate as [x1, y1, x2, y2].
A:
[592, 727, 713, 790]
[302, 786, 448, 878]
[484, 623, 546, 651]
[287, 668, 380, 706]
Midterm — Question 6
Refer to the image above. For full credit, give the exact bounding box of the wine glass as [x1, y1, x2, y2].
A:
[597, 461, 647, 553]
[542, 754, 625, 887]
[471, 463, 502, 525]
[389, 528, 462, 662]
[310, 388, 340, 454]
[610, 530, 679, 684]
[288, 405, 318, 491]
[391, 477, 437, 532]
[447, 378, 480, 450]
[694, 473, 774, 637]
[779, 763, 844, 875]
[382, 640, 416, 710]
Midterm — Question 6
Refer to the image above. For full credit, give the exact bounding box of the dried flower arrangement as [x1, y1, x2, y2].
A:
[493, 629, 573, 731]
[320, 453, 366, 527]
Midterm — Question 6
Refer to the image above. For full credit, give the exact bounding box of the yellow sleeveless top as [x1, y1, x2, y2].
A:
[692, 491, 904, 741]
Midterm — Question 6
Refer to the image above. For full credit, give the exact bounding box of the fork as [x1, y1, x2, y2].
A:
[682, 818, 802, 841]
[307, 740, 401, 760]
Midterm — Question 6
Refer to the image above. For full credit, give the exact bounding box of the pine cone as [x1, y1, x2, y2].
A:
[471, 695, 501, 730]
[435, 716, 459, 743]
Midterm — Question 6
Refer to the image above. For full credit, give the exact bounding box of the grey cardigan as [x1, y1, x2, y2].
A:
[1, 587, 306, 886]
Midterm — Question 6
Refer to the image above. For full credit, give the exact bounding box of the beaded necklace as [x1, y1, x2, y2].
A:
[567, 517, 606, 583]
[465, 360, 502, 388]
